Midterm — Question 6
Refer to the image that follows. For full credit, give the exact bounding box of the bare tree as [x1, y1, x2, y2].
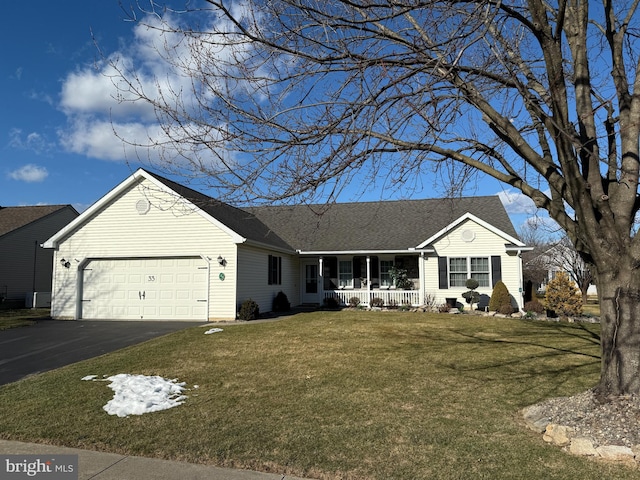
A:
[111, 0, 640, 397]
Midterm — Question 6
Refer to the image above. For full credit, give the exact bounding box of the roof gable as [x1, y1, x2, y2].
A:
[0, 205, 76, 238]
[43, 169, 293, 252]
[417, 212, 525, 248]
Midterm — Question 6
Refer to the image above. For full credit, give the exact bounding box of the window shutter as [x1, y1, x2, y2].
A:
[438, 257, 448, 289]
[491, 256, 502, 286]
[278, 256, 282, 284]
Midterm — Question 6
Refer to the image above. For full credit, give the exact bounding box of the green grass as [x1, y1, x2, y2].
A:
[0, 311, 635, 479]
[0, 308, 50, 330]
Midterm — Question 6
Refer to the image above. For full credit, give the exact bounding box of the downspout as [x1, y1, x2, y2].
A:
[517, 249, 524, 311]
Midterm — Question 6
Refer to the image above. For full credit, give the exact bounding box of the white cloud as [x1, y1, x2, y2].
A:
[8, 129, 53, 154]
[497, 188, 538, 215]
[57, 8, 268, 168]
[8, 164, 49, 183]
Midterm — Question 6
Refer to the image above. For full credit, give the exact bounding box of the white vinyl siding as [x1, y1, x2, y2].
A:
[51, 178, 238, 320]
[423, 219, 523, 310]
[237, 244, 299, 314]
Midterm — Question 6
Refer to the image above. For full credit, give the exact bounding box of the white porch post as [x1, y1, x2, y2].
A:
[366, 256, 371, 304]
[419, 252, 425, 306]
[319, 257, 324, 304]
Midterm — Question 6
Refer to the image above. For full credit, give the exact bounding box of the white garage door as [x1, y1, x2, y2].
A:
[81, 257, 208, 320]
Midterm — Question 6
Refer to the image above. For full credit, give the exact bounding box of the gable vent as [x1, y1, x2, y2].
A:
[461, 229, 475, 242]
[136, 199, 151, 215]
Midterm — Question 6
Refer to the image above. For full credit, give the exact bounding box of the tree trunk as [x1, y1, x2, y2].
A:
[596, 267, 640, 397]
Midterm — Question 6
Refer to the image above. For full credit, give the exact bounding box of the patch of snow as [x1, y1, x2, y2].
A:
[81, 375, 98, 381]
[84, 374, 187, 418]
[204, 328, 224, 334]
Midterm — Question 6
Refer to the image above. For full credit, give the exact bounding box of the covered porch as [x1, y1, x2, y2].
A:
[301, 253, 425, 307]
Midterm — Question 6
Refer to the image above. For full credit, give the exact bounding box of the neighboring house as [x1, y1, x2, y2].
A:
[532, 242, 597, 297]
[43, 169, 529, 321]
[0, 205, 79, 307]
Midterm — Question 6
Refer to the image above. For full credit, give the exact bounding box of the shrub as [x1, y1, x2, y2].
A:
[272, 291, 291, 312]
[238, 298, 260, 321]
[524, 299, 545, 314]
[498, 304, 515, 315]
[489, 281, 511, 312]
[544, 271, 583, 318]
[323, 296, 340, 309]
[438, 303, 451, 313]
[370, 297, 384, 307]
[349, 296, 361, 308]
[462, 279, 480, 311]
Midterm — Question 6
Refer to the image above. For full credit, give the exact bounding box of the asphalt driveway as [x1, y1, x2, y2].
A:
[0, 319, 205, 385]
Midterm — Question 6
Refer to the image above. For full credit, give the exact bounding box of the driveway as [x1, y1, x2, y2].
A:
[0, 319, 205, 386]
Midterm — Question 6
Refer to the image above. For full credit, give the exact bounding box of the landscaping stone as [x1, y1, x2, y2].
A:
[543, 424, 574, 446]
[569, 437, 597, 456]
[595, 445, 635, 461]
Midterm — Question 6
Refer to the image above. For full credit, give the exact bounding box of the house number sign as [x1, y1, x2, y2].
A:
[219, 272, 225, 281]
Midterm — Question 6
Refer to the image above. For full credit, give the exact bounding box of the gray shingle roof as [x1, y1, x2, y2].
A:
[145, 171, 294, 252]
[145, 170, 518, 253]
[246, 196, 518, 252]
[0, 205, 74, 238]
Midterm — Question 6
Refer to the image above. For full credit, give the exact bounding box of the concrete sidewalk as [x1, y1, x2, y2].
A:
[0, 440, 310, 480]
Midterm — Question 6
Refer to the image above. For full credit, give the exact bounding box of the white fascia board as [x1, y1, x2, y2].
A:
[506, 245, 535, 252]
[416, 212, 526, 249]
[243, 238, 296, 255]
[298, 248, 434, 256]
[43, 169, 245, 248]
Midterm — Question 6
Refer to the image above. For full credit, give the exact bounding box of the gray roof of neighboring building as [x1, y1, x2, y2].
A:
[0, 205, 77, 238]
[246, 196, 519, 252]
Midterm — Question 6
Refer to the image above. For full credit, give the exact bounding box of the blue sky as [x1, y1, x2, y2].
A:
[1, 1, 541, 231]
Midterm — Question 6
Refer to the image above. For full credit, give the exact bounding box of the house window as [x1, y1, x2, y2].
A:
[470, 257, 490, 287]
[449, 257, 490, 287]
[449, 258, 468, 287]
[268, 255, 282, 285]
[339, 260, 353, 288]
[380, 260, 394, 287]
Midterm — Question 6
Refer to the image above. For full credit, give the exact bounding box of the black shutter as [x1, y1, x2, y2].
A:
[278, 256, 282, 285]
[438, 257, 448, 289]
[491, 256, 502, 286]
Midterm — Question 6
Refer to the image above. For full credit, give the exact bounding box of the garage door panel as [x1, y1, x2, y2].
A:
[81, 257, 208, 320]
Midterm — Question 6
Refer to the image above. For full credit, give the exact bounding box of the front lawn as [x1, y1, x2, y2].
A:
[0, 308, 50, 330]
[0, 311, 633, 479]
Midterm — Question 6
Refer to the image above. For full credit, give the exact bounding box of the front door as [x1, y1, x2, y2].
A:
[302, 260, 320, 304]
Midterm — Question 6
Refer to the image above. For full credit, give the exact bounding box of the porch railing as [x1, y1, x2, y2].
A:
[324, 289, 420, 307]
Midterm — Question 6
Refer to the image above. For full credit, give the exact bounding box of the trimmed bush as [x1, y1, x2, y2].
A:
[323, 296, 340, 309]
[272, 291, 291, 312]
[524, 299, 545, 314]
[498, 304, 515, 315]
[489, 281, 511, 312]
[238, 298, 260, 321]
[544, 271, 583, 317]
[348, 296, 361, 308]
[370, 297, 384, 308]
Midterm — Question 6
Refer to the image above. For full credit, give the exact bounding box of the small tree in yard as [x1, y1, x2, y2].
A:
[462, 278, 480, 311]
[489, 281, 512, 313]
[544, 272, 583, 319]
